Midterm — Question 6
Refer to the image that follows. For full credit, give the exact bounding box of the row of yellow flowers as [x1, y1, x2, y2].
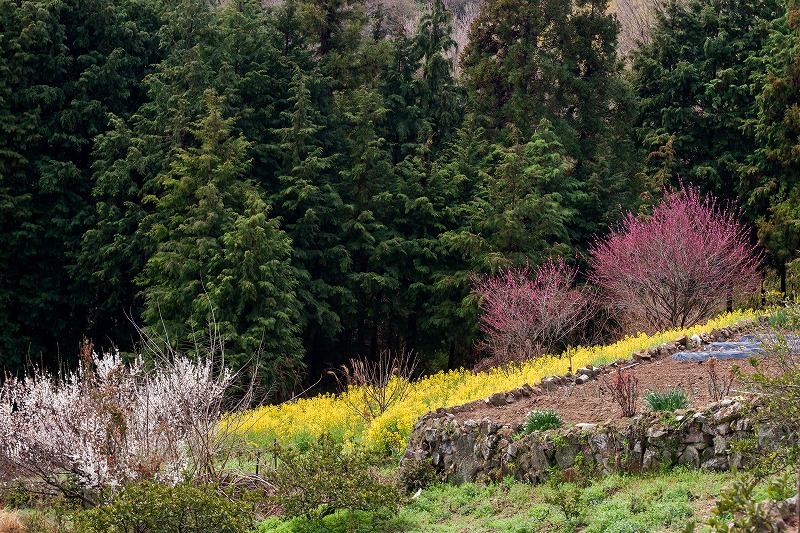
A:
[234, 310, 758, 453]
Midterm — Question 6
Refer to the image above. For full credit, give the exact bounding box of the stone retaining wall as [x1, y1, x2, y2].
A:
[400, 321, 774, 485]
[401, 398, 759, 484]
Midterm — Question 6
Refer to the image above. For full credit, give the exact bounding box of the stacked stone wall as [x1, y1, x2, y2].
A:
[401, 398, 758, 484]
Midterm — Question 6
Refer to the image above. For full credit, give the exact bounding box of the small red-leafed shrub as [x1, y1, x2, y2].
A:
[589, 186, 762, 333]
[473, 257, 595, 365]
[605, 366, 639, 418]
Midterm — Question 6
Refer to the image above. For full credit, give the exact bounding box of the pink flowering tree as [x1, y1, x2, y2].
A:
[589, 187, 762, 332]
[473, 257, 595, 366]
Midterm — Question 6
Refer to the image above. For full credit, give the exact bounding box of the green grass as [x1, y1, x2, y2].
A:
[643, 388, 690, 412]
[521, 409, 563, 432]
[256, 467, 745, 532]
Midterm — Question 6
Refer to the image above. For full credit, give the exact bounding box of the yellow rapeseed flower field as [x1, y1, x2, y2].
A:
[233, 310, 757, 453]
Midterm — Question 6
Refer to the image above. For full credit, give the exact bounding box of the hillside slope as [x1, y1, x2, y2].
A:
[366, 0, 663, 59]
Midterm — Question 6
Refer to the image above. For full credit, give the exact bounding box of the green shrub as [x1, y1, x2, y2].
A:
[70, 481, 254, 533]
[265, 433, 403, 521]
[695, 472, 793, 532]
[766, 301, 800, 329]
[398, 457, 439, 491]
[523, 409, 562, 432]
[643, 388, 688, 412]
[543, 476, 586, 526]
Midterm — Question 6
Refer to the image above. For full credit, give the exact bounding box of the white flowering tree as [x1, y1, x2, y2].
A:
[0, 340, 236, 505]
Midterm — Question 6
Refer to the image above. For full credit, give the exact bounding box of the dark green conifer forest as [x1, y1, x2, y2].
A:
[0, 0, 797, 394]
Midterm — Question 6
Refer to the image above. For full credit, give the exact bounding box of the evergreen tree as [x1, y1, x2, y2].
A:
[631, 0, 782, 203]
[382, 0, 464, 162]
[457, 121, 579, 268]
[270, 65, 353, 373]
[748, 1, 800, 291]
[460, 0, 636, 245]
[0, 0, 160, 368]
[79, 0, 295, 356]
[138, 94, 303, 389]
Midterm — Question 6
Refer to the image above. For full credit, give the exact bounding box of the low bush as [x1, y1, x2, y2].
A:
[0, 339, 236, 504]
[543, 471, 590, 528]
[398, 457, 439, 492]
[70, 480, 255, 533]
[523, 409, 563, 432]
[644, 388, 688, 412]
[604, 366, 639, 417]
[706, 356, 736, 402]
[265, 433, 402, 521]
[685, 472, 795, 533]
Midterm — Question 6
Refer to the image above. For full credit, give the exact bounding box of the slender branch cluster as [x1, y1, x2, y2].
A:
[334, 350, 418, 423]
[605, 366, 639, 418]
[706, 356, 736, 402]
[589, 187, 762, 332]
[473, 257, 595, 365]
[0, 342, 233, 504]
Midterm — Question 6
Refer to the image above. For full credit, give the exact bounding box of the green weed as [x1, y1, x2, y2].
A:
[644, 388, 689, 411]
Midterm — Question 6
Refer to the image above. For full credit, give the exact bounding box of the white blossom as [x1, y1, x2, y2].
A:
[0, 348, 233, 500]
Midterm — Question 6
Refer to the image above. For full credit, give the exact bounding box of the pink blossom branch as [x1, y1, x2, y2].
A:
[473, 257, 596, 365]
[589, 186, 763, 332]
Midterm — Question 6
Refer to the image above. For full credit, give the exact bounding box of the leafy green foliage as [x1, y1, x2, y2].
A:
[748, 3, 800, 286]
[398, 457, 439, 492]
[0, 0, 162, 368]
[70, 481, 255, 533]
[137, 92, 304, 390]
[631, 0, 782, 203]
[701, 472, 793, 532]
[461, 0, 640, 243]
[265, 433, 403, 520]
[643, 388, 689, 412]
[522, 409, 563, 433]
[742, 326, 800, 487]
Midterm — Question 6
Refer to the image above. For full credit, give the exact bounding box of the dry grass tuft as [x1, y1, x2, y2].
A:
[0, 510, 25, 533]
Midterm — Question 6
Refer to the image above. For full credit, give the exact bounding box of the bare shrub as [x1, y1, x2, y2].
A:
[706, 356, 736, 402]
[0, 336, 243, 505]
[745, 329, 800, 527]
[0, 510, 24, 533]
[333, 350, 418, 423]
[604, 366, 639, 417]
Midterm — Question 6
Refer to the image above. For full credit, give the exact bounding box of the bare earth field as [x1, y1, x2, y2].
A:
[457, 343, 752, 428]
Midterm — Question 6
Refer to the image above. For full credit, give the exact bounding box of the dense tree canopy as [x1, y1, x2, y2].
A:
[631, 0, 782, 201]
[0, 0, 795, 393]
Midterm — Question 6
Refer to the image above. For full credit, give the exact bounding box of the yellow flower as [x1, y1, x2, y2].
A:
[231, 310, 756, 452]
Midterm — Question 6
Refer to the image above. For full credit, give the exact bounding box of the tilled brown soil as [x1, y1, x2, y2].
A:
[457, 355, 748, 428]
